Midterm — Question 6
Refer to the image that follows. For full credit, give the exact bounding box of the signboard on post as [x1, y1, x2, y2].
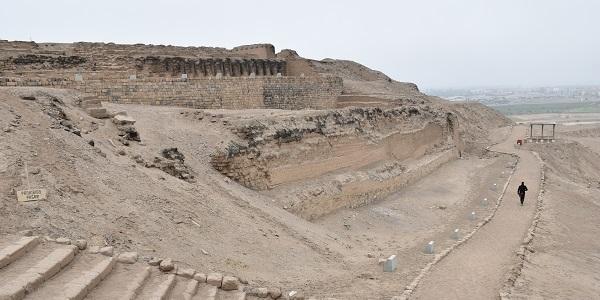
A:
[16, 189, 47, 202]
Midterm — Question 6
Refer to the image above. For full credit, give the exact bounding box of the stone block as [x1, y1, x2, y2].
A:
[452, 229, 460, 240]
[117, 252, 138, 264]
[424, 241, 435, 254]
[193, 272, 207, 283]
[481, 198, 489, 207]
[469, 211, 477, 221]
[55, 237, 71, 245]
[73, 239, 87, 250]
[159, 258, 174, 272]
[99, 246, 113, 257]
[176, 267, 195, 279]
[206, 273, 223, 287]
[221, 276, 240, 291]
[87, 107, 109, 119]
[383, 255, 397, 272]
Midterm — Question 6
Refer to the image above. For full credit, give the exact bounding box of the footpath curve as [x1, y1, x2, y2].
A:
[409, 125, 542, 300]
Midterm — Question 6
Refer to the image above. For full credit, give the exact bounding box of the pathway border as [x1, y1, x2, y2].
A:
[394, 148, 520, 299]
[498, 151, 546, 299]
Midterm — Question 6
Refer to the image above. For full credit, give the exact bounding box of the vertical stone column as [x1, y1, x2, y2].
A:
[264, 60, 272, 76]
[249, 60, 257, 76]
[206, 59, 215, 76]
[232, 60, 241, 77]
[191, 61, 198, 78]
[199, 59, 207, 77]
[279, 61, 287, 76]
[270, 61, 278, 76]
[256, 60, 264, 76]
[222, 59, 229, 77]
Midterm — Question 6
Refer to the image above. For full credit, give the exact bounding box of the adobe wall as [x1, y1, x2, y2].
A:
[210, 106, 461, 219]
[0, 76, 343, 110]
[232, 44, 276, 59]
[0, 40, 286, 78]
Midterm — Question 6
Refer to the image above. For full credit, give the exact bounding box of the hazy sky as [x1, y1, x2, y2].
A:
[1, 0, 599, 89]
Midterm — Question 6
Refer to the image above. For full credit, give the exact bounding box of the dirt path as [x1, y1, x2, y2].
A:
[412, 126, 541, 299]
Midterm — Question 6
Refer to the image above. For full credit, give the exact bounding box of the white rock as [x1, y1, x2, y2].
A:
[99, 246, 114, 257]
[19, 230, 33, 236]
[193, 273, 207, 283]
[268, 287, 282, 299]
[250, 287, 268, 298]
[117, 252, 138, 264]
[112, 114, 136, 125]
[87, 246, 101, 254]
[55, 237, 71, 245]
[206, 273, 223, 287]
[288, 291, 305, 300]
[159, 258, 175, 272]
[148, 257, 162, 266]
[74, 239, 87, 250]
[177, 267, 196, 279]
[221, 276, 240, 291]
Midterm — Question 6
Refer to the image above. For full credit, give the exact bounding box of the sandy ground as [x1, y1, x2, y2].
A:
[506, 115, 600, 299]
[0, 87, 514, 298]
[310, 155, 514, 299]
[3, 88, 598, 299]
[412, 125, 541, 299]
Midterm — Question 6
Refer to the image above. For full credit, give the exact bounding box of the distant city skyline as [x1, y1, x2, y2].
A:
[1, 0, 599, 89]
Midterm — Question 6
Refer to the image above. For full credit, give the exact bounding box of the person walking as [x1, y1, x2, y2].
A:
[517, 182, 528, 206]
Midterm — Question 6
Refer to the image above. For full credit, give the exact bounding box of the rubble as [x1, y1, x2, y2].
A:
[112, 114, 140, 144]
[159, 258, 175, 272]
[117, 252, 138, 264]
[145, 148, 195, 182]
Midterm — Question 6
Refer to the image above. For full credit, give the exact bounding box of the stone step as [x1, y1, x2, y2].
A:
[26, 247, 106, 299]
[0, 245, 77, 300]
[193, 283, 218, 300]
[54, 256, 117, 300]
[81, 99, 102, 109]
[169, 276, 194, 300]
[149, 273, 177, 300]
[132, 269, 168, 299]
[0, 236, 40, 269]
[85, 264, 151, 300]
[86, 107, 109, 119]
[216, 290, 246, 300]
[181, 279, 199, 300]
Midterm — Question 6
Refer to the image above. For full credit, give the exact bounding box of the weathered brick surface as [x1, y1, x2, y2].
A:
[0, 76, 343, 110]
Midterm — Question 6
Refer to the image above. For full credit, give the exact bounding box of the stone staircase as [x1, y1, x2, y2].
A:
[0, 234, 249, 300]
[81, 96, 109, 119]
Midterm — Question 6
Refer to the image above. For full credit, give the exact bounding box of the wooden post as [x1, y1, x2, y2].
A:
[530, 124, 533, 139]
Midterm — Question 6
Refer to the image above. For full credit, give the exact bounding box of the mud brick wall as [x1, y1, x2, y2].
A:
[78, 78, 266, 109]
[0, 76, 343, 110]
[263, 77, 342, 109]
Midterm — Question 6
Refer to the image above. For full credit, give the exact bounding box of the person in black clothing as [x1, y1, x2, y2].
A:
[517, 182, 528, 206]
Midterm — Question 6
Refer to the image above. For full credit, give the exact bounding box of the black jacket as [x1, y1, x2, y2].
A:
[517, 184, 528, 195]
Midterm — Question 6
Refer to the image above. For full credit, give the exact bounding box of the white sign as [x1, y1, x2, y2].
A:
[16, 189, 47, 202]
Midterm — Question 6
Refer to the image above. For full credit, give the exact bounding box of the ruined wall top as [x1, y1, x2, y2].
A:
[0, 40, 288, 78]
[0, 40, 273, 59]
[232, 44, 276, 59]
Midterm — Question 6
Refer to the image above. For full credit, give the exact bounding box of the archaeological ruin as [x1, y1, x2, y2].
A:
[0, 41, 342, 110]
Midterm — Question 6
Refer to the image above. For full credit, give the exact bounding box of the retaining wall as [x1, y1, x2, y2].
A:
[0, 76, 343, 110]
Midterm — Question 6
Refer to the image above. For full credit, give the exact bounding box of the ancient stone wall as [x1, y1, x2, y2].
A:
[0, 76, 343, 110]
[232, 44, 276, 59]
[0, 40, 286, 78]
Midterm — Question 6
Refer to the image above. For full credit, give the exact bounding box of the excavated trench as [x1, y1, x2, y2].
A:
[211, 104, 464, 220]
